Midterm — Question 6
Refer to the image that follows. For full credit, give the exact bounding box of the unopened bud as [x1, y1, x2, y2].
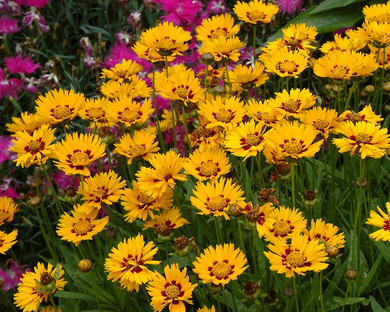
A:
[345, 269, 357, 281]
[326, 245, 339, 258]
[173, 235, 193, 256]
[383, 82, 390, 92]
[78, 259, 93, 272]
[201, 52, 215, 65]
[283, 287, 294, 297]
[28, 196, 41, 207]
[354, 178, 368, 189]
[364, 85, 375, 93]
[243, 281, 261, 300]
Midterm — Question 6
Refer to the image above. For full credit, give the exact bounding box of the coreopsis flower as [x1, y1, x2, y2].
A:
[268, 88, 317, 119]
[337, 104, 383, 125]
[234, 0, 279, 24]
[183, 147, 231, 182]
[245, 99, 283, 127]
[14, 262, 67, 312]
[263, 48, 308, 78]
[115, 129, 160, 165]
[263, 141, 286, 165]
[77, 170, 126, 209]
[189, 120, 224, 151]
[133, 41, 175, 63]
[191, 178, 245, 220]
[136, 150, 186, 197]
[101, 59, 143, 83]
[35, 89, 86, 126]
[368, 44, 390, 69]
[10, 125, 56, 168]
[136, 22, 191, 57]
[198, 96, 246, 130]
[155, 68, 203, 106]
[320, 34, 366, 54]
[52, 132, 106, 176]
[79, 97, 115, 129]
[105, 234, 160, 292]
[5, 55, 40, 75]
[193, 243, 248, 285]
[263, 206, 307, 243]
[266, 121, 323, 160]
[100, 79, 152, 99]
[147, 264, 197, 312]
[107, 96, 153, 128]
[224, 120, 268, 160]
[282, 23, 317, 46]
[6, 112, 42, 134]
[300, 107, 339, 139]
[333, 121, 390, 159]
[264, 233, 328, 278]
[195, 14, 240, 42]
[366, 202, 390, 241]
[228, 63, 269, 93]
[56, 205, 109, 246]
[306, 219, 345, 249]
[253, 203, 275, 238]
[122, 182, 173, 222]
[363, 2, 390, 23]
[199, 36, 244, 63]
[40, 306, 61, 312]
[198, 306, 216, 312]
[0, 197, 18, 226]
[356, 21, 390, 47]
[144, 207, 189, 236]
[0, 229, 17, 254]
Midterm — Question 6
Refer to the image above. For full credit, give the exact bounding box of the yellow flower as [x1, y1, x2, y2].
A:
[198, 96, 246, 130]
[79, 97, 115, 129]
[52, 132, 106, 176]
[144, 207, 189, 236]
[199, 36, 244, 63]
[35, 89, 85, 126]
[198, 307, 216, 312]
[224, 120, 267, 160]
[105, 234, 160, 292]
[306, 219, 345, 249]
[193, 243, 248, 285]
[137, 22, 191, 57]
[184, 147, 231, 182]
[122, 182, 173, 222]
[14, 262, 67, 312]
[229, 63, 269, 93]
[333, 121, 390, 159]
[6, 112, 42, 134]
[115, 129, 160, 165]
[320, 34, 366, 54]
[0, 229, 17, 254]
[0, 197, 18, 226]
[268, 88, 317, 119]
[100, 79, 152, 99]
[366, 202, 390, 241]
[136, 150, 187, 197]
[40, 306, 61, 312]
[357, 21, 390, 47]
[56, 205, 109, 246]
[101, 59, 143, 83]
[300, 106, 339, 139]
[282, 23, 317, 50]
[263, 206, 307, 243]
[147, 263, 197, 312]
[155, 68, 203, 106]
[245, 99, 283, 127]
[254, 203, 275, 238]
[234, 0, 279, 24]
[196, 14, 240, 42]
[189, 117, 224, 151]
[363, 2, 390, 23]
[77, 170, 126, 209]
[10, 125, 56, 168]
[133, 41, 175, 63]
[191, 178, 245, 220]
[107, 96, 154, 128]
[369, 44, 390, 69]
[263, 48, 308, 78]
[337, 104, 383, 125]
[266, 121, 323, 160]
[264, 233, 328, 278]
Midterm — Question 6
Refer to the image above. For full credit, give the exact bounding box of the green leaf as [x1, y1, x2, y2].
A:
[324, 296, 368, 310]
[374, 240, 390, 264]
[358, 254, 382, 295]
[370, 296, 387, 312]
[309, 0, 365, 14]
[55, 291, 95, 301]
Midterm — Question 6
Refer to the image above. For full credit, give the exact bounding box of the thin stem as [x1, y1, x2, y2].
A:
[293, 275, 300, 312]
[253, 25, 257, 64]
[2, 290, 18, 312]
[222, 286, 231, 312]
[341, 282, 351, 312]
[165, 55, 177, 148]
[204, 65, 209, 103]
[224, 62, 232, 94]
[152, 64, 166, 152]
[319, 271, 325, 312]
[291, 162, 296, 208]
[182, 106, 192, 154]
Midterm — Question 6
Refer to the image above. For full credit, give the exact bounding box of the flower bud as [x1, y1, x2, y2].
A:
[173, 235, 194, 256]
[326, 245, 339, 258]
[243, 281, 261, 300]
[28, 195, 41, 207]
[364, 85, 375, 93]
[382, 82, 390, 92]
[354, 178, 368, 189]
[78, 259, 93, 273]
[283, 287, 294, 297]
[345, 269, 357, 281]
[302, 190, 319, 208]
[200, 52, 215, 65]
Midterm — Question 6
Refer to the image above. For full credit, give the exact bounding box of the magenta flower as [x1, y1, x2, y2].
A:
[51, 170, 80, 191]
[0, 69, 22, 99]
[15, 0, 50, 9]
[22, 7, 49, 32]
[0, 136, 14, 165]
[0, 177, 21, 199]
[0, 261, 28, 291]
[5, 55, 40, 74]
[156, 0, 203, 26]
[206, 0, 227, 15]
[0, 16, 21, 34]
[0, 1, 22, 16]
[277, 0, 302, 15]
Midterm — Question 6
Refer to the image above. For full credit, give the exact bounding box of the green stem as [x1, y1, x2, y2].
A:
[204, 65, 209, 103]
[222, 286, 231, 312]
[319, 271, 325, 312]
[152, 64, 166, 153]
[225, 62, 232, 95]
[88, 271, 103, 312]
[341, 282, 351, 312]
[291, 162, 296, 208]
[2, 290, 18, 312]
[253, 25, 257, 64]
[293, 275, 300, 312]
[182, 106, 192, 154]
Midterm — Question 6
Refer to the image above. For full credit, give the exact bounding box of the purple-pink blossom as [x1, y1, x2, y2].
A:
[277, 0, 302, 15]
[5, 55, 40, 74]
[0, 261, 28, 291]
[155, 0, 203, 26]
[0, 16, 21, 34]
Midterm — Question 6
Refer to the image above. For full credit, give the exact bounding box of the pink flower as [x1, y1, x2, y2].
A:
[51, 170, 80, 191]
[277, 0, 302, 15]
[0, 1, 22, 16]
[0, 136, 14, 165]
[0, 261, 28, 291]
[0, 69, 23, 99]
[0, 16, 21, 34]
[22, 7, 49, 32]
[127, 11, 142, 27]
[206, 0, 227, 15]
[5, 55, 40, 74]
[156, 0, 203, 26]
[15, 0, 50, 9]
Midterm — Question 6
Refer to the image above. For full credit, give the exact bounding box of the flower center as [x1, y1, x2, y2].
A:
[156, 223, 172, 235]
[283, 140, 303, 155]
[208, 196, 227, 212]
[0, 211, 8, 221]
[273, 220, 291, 236]
[129, 145, 146, 156]
[209, 28, 228, 39]
[29, 140, 42, 153]
[347, 112, 363, 123]
[73, 219, 92, 235]
[53, 105, 71, 120]
[212, 261, 232, 279]
[215, 109, 233, 123]
[96, 188, 107, 199]
[277, 61, 298, 74]
[247, 10, 266, 22]
[286, 250, 306, 268]
[245, 134, 261, 147]
[87, 107, 105, 119]
[355, 133, 371, 144]
[331, 66, 349, 77]
[121, 109, 140, 123]
[174, 87, 188, 100]
[70, 151, 90, 167]
[40, 272, 54, 286]
[165, 285, 181, 299]
[313, 119, 329, 130]
[284, 99, 300, 112]
[199, 161, 218, 177]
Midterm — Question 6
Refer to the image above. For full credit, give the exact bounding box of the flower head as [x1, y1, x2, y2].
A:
[0, 197, 18, 226]
[195, 14, 239, 42]
[0, 229, 18, 255]
[300, 106, 339, 139]
[5, 55, 40, 75]
[101, 59, 143, 83]
[199, 36, 244, 62]
[306, 219, 345, 249]
[234, 0, 279, 24]
[366, 203, 390, 241]
[263, 48, 308, 78]
[144, 207, 189, 236]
